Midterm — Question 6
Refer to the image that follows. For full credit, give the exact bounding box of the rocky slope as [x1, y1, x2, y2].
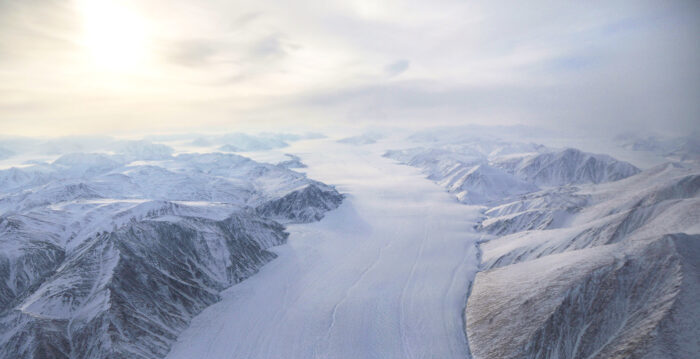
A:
[471, 165, 699, 359]
[467, 233, 699, 359]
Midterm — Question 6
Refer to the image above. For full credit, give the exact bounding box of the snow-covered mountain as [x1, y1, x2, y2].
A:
[0, 137, 170, 162]
[187, 132, 324, 152]
[388, 135, 699, 359]
[0, 132, 325, 164]
[491, 148, 641, 186]
[477, 163, 699, 269]
[275, 154, 307, 169]
[0, 150, 342, 359]
[385, 145, 639, 205]
[467, 232, 699, 359]
[115, 140, 174, 160]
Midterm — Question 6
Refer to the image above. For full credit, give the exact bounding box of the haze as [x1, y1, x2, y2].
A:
[1, 0, 698, 137]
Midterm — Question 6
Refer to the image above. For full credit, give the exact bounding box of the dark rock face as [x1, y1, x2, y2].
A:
[0, 313, 71, 359]
[256, 184, 345, 223]
[0, 215, 66, 313]
[0, 241, 65, 312]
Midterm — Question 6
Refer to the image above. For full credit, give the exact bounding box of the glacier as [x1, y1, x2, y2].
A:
[166, 139, 482, 359]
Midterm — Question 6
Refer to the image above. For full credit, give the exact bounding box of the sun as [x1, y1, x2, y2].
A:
[77, 0, 150, 71]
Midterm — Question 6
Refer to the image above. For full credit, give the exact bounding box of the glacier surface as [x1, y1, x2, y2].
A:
[166, 139, 483, 359]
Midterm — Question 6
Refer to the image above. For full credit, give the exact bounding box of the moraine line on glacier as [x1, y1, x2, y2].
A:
[166, 139, 483, 359]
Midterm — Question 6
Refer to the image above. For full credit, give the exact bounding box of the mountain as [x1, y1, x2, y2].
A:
[477, 163, 699, 269]
[467, 162, 700, 359]
[276, 154, 307, 169]
[385, 146, 638, 204]
[115, 140, 174, 160]
[0, 137, 172, 160]
[256, 183, 344, 222]
[467, 232, 699, 359]
[491, 148, 641, 187]
[217, 144, 241, 152]
[216, 133, 288, 152]
[0, 151, 343, 359]
[388, 133, 698, 359]
[385, 148, 536, 204]
[1, 213, 287, 359]
[478, 187, 587, 235]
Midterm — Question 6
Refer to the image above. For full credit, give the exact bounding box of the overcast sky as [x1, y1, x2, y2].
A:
[1, 0, 698, 137]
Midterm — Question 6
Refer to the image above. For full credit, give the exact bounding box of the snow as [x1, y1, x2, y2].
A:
[384, 144, 639, 205]
[0, 143, 346, 358]
[375, 129, 699, 358]
[166, 139, 482, 359]
[2, 128, 697, 359]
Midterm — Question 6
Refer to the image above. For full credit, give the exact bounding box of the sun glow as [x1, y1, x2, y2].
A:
[78, 0, 150, 71]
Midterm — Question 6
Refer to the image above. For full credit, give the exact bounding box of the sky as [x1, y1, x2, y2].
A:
[0, 0, 698, 137]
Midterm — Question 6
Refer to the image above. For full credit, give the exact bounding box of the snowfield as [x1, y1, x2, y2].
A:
[167, 140, 482, 359]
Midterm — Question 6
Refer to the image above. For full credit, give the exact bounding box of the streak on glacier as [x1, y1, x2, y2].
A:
[166, 139, 482, 359]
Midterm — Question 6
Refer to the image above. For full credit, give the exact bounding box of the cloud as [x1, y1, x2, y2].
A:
[384, 59, 410, 77]
[162, 39, 220, 67]
[0, 0, 697, 137]
[233, 11, 264, 28]
[251, 34, 288, 59]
